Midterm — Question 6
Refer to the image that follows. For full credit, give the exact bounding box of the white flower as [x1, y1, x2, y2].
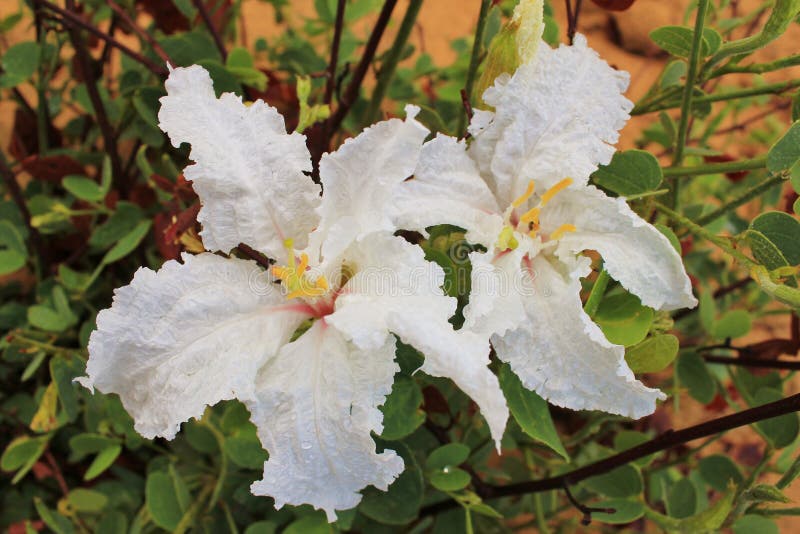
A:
[392, 35, 697, 419]
[78, 65, 508, 521]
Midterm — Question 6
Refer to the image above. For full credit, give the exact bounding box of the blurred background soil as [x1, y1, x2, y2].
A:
[2, 1, 799, 529]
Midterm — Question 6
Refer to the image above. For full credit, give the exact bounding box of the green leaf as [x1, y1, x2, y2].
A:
[650, 26, 707, 58]
[625, 334, 679, 374]
[793, 90, 800, 122]
[50, 355, 81, 421]
[69, 433, 118, 461]
[28, 305, 73, 333]
[0, 42, 40, 87]
[666, 478, 697, 518]
[244, 521, 277, 534]
[184, 422, 219, 454]
[283, 513, 331, 534]
[34, 498, 75, 534]
[1, 435, 48, 481]
[592, 150, 663, 196]
[750, 211, 800, 265]
[702, 28, 722, 55]
[767, 121, 800, 173]
[63, 175, 105, 202]
[742, 484, 791, 504]
[132, 87, 164, 128]
[614, 430, 656, 467]
[146, 469, 188, 531]
[699, 455, 743, 491]
[225, 426, 267, 468]
[429, 467, 471, 492]
[584, 465, 643, 498]
[754, 388, 799, 448]
[592, 499, 644, 525]
[427, 443, 470, 471]
[732, 515, 779, 534]
[380, 375, 425, 440]
[498, 364, 568, 460]
[0, 220, 26, 274]
[101, 220, 151, 265]
[67, 488, 108, 514]
[676, 352, 716, 404]
[197, 59, 243, 96]
[361, 441, 424, 525]
[595, 293, 654, 347]
[84, 444, 121, 481]
[159, 31, 221, 65]
[712, 309, 752, 340]
[746, 229, 791, 271]
[90, 202, 143, 248]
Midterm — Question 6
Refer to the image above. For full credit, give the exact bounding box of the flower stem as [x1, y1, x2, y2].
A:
[710, 53, 800, 76]
[669, 0, 710, 208]
[695, 172, 787, 226]
[364, 0, 424, 125]
[656, 202, 754, 266]
[458, 0, 492, 135]
[662, 155, 766, 178]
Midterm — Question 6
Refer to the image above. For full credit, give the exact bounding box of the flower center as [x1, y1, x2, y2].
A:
[496, 178, 576, 250]
[271, 239, 329, 300]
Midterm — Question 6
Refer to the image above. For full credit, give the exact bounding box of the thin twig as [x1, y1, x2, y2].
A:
[325, 0, 399, 137]
[458, 0, 491, 135]
[193, 0, 227, 61]
[36, 0, 168, 76]
[324, 0, 346, 105]
[236, 243, 272, 269]
[63, 0, 126, 197]
[420, 392, 800, 517]
[703, 355, 800, 370]
[107, 0, 172, 64]
[565, 0, 584, 45]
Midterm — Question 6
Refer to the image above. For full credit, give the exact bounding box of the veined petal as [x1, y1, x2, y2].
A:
[326, 233, 508, 448]
[78, 253, 310, 439]
[311, 105, 429, 262]
[393, 134, 504, 247]
[470, 34, 632, 205]
[388, 311, 508, 450]
[248, 322, 402, 521]
[543, 185, 697, 310]
[492, 253, 664, 419]
[463, 246, 530, 337]
[158, 65, 320, 260]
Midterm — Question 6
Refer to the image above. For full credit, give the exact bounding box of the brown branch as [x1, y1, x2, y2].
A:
[108, 0, 172, 64]
[0, 155, 46, 268]
[324, 0, 347, 105]
[43, 450, 69, 496]
[420, 392, 800, 517]
[63, 0, 127, 197]
[325, 0, 399, 137]
[36, 0, 168, 76]
[193, 0, 227, 61]
[565, 0, 584, 45]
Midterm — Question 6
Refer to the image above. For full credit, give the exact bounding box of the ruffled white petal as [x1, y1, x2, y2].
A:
[158, 65, 320, 260]
[542, 185, 697, 311]
[326, 233, 508, 448]
[463, 245, 530, 337]
[310, 106, 429, 262]
[469, 34, 632, 205]
[492, 253, 664, 419]
[248, 322, 402, 521]
[393, 134, 504, 247]
[78, 253, 310, 439]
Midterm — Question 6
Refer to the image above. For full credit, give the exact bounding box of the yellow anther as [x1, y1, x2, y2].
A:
[511, 180, 536, 208]
[272, 241, 329, 300]
[540, 178, 573, 206]
[519, 206, 540, 227]
[550, 223, 576, 241]
[528, 228, 538, 239]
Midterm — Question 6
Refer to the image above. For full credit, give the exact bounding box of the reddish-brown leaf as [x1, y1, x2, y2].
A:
[21, 154, 86, 184]
[590, 0, 637, 10]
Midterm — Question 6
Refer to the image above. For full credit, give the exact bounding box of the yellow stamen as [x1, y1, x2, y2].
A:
[528, 228, 538, 239]
[511, 180, 536, 208]
[550, 223, 576, 241]
[272, 241, 329, 299]
[540, 178, 573, 206]
[519, 206, 540, 227]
